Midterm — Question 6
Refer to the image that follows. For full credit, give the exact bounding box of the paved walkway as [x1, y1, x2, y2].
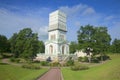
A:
[37, 67, 62, 80]
[1, 58, 21, 66]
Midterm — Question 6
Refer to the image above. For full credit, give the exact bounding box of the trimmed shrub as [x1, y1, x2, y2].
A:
[33, 60, 40, 63]
[50, 62, 60, 67]
[91, 57, 99, 63]
[10, 58, 25, 63]
[10, 57, 15, 62]
[71, 64, 89, 71]
[71, 65, 79, 71]
[22, 64, 41, 70]
[40, 61, 49, 66]
[16, 58, 20, 63]
[78, 57, 83, 62]
[2, 53, 13, 58]
[102, 55, 110, 60]
[19, 58, 27, 63]
[0, 55, 3, 59]
[66, 59, 74, 66]
[96, 54, 110, 61]
[78, 56, 88, 62]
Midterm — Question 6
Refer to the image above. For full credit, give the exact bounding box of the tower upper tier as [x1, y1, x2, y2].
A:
[48, 10, 67, 32]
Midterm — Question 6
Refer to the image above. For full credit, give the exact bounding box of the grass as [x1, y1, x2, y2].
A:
[0, 63, 48, 80]
[62, 54, 120, 80]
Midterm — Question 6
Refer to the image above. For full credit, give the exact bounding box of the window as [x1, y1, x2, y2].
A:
[50, 34, 56, 40]
[49, 45, 53, 54]
[60, 35, 64, 40]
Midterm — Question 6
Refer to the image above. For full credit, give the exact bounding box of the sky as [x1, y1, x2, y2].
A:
[0, 0, 120, 42]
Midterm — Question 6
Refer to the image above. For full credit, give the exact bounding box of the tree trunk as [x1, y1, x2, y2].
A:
[101, 53, 103, 62]
[88, 55, 91, 63]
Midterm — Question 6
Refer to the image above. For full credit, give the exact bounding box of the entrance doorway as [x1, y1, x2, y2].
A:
[49, 45, 53, 54]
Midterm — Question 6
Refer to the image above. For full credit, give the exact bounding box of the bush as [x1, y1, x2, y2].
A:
[102, 55, 110, 60]
[19, 58, 27, 63]
[71, 65, 80, 71]
[66, 59, 74, 66]
[33, 60, 40, 63]
[91, 56, 99, 63]
[40, 61, 49, 66]
[22, 64, 41, 70]
[16, 58, 20, 63]
[50, 62, 60, 67]
[71, 64, 89, 71]
[2, 53, 13, 58]
[10, 58, 24, 63]
[78, 56, 88, 62]
[10, 57, 16, 62]
[78, 57, 83, 62]
[96, 54, 110, 61]
[0, 55, 3, 59]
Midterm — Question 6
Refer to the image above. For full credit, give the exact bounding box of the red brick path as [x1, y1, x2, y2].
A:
[37, 67, 62, 80]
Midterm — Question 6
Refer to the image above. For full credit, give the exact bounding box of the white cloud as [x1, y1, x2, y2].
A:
[104, 16, 114, 21]
[82, 7, 95, 15]
[0, 7, 50, 41]
[59, 3, 120, 41]
[0, 3, 119, 42]
[108, 22, 120, 40]
[75, 21, 81, 27]
[59, 4, 95, 17]
[59, 4, 101, 41]
[38, 26, 48, 41]
[59, 3, 100, 27]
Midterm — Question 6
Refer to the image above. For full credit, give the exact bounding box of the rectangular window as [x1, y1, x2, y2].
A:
[60, 35, 64, 40]
[51, 34, 56, 40]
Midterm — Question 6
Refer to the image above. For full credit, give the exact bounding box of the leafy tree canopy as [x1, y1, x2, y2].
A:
[0, 34, 10, 54]
[9, 28, 43, 60]
[111, 39, 120, 53]
[77, 25, 111, 55]
[69, 41, 78, 53]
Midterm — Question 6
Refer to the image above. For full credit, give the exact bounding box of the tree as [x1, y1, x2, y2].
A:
[111, 39, 120, 53]
[21, 33, 39, 60]
[77, 25, 95, 62]
[9, 33, 18, 57]
[38, 41, 45, 53]
[69, 41, 78, 53]
[77, 25, 95, 49]
[77, 25, 111, 61]
[93, 27, 111, 61]
[9, 28, 40, 60]
[0, 34, 10, 55]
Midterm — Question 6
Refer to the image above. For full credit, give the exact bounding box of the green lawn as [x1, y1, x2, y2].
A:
[0, 63, 48, 80]
[62, 54, 120, 80]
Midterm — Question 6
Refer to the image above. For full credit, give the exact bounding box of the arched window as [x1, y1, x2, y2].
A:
[49, 45, 53, 54]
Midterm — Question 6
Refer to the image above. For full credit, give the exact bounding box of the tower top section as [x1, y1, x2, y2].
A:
[48, 10, 67, 32]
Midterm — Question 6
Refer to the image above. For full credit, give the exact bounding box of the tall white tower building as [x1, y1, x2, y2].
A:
[45, 10, 69, 61]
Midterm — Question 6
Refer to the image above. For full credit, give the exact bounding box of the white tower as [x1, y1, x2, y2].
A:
[45, 10, 69, 61]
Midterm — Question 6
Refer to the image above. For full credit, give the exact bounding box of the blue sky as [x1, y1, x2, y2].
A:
[0, 0, 120, 42]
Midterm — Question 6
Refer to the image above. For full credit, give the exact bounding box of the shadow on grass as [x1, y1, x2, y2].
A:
[0, 63, 9, 65]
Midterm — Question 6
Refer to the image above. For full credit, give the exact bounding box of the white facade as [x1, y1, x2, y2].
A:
[44, 10, 69, 61]
[75, 50, 92, 57]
